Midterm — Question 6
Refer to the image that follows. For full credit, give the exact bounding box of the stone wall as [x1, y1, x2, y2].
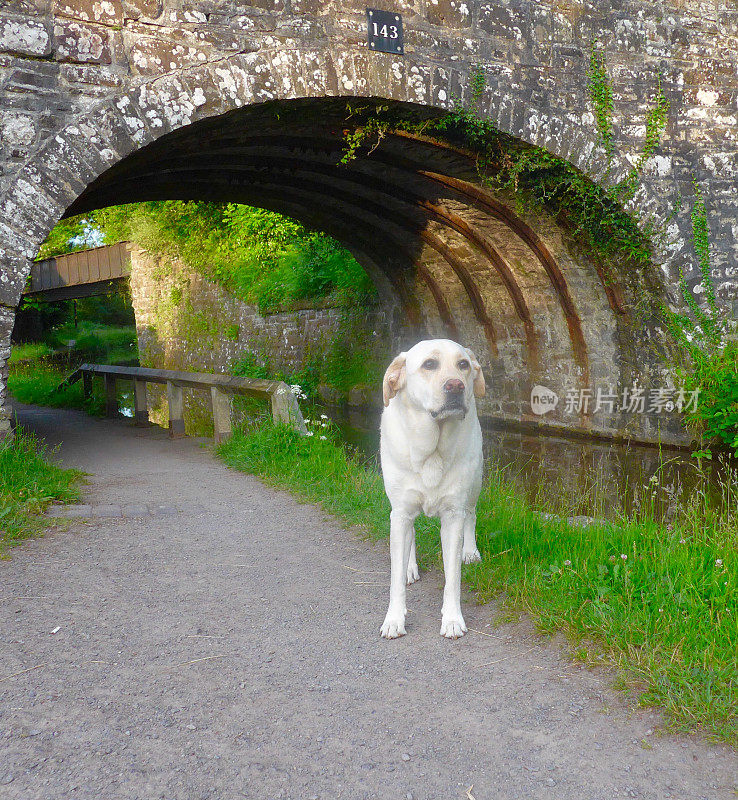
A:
[129, 246, 391, 431]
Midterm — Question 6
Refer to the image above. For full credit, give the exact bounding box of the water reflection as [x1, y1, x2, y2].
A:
[318, 405, 734, 521]
[119, 390, 134, 418]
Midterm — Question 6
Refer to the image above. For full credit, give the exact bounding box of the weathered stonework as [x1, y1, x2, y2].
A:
[129, 247, 390, 431]
[1, 1, 736, 442]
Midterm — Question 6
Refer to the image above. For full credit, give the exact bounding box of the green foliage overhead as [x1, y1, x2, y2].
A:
[38, 201, 376, 314]
[35, 217, 102, 260]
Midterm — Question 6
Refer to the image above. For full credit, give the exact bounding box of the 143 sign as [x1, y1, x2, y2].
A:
[366, 8, 403, 55]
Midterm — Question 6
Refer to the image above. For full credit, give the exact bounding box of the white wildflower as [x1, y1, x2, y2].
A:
[620, 553, 627, 561]
[715, 558, 723, 567]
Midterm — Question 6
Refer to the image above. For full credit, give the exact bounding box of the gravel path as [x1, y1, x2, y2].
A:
[1, 405, 735, 800]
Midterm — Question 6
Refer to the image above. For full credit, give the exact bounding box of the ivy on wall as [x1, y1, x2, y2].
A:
[337, 69, 657, 270]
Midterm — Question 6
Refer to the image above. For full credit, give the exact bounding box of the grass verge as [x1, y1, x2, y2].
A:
[217, 419, 737, 745]
[8, 342, 53, 365]
[8, 363, 106, 416]
[0, 429, 82, 549]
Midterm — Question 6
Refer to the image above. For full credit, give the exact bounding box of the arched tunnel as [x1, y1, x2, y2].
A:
[53, 98, 673, 442]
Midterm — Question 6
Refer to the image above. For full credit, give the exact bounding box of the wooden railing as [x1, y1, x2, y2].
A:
[59, 364, 307, 442]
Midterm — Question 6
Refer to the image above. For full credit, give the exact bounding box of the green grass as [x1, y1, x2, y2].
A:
[8, 343, 53, 364]
[0, 429, 82, 549]
[217, 419, 738, 744]
[8, 363, 107, 416]
[46, 321, 138, 365]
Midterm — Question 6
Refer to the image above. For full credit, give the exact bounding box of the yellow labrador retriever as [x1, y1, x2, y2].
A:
[379, 339, 485, 639]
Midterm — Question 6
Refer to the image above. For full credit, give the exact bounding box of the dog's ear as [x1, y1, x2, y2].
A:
[382, 352, 407, 406]
[467, 349, 486, 398]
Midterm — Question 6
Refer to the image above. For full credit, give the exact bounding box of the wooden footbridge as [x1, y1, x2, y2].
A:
[24, 242, 131, 302]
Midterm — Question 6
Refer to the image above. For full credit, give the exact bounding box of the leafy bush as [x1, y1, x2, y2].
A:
[39, 201, 376, 314]
[45, 321, 138, 365]
[678, 341, 738, 455]
[230, 351, 272, 380]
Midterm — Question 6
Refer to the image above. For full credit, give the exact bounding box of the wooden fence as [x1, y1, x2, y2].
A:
[59, 364, 307, 442]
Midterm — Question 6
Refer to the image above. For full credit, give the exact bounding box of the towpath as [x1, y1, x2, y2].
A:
[1, 405, 735, 800]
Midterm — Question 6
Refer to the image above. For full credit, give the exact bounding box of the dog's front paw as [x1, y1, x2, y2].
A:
[440, 613, 467, 639]
[406, 562, 420, 585]
[462, 547, 481, 564]
[380, 609, 407, 639]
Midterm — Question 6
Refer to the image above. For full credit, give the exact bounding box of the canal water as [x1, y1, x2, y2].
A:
[320, 405, 735, 522]
[115, 386, 733, 522]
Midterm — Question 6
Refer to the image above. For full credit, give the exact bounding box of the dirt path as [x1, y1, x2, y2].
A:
[1, 405, 735, 800]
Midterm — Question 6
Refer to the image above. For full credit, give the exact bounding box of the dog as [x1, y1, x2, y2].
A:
[379, 339, 485, 639]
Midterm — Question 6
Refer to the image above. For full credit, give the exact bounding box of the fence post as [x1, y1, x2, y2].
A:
[134, 378, 149, 427]
[167, 381, 185, 438]
[82, 371, 92, 401]
[104, 374, 117, 418]
[271, 382, 308, 434]
[210, 386, 232, 444]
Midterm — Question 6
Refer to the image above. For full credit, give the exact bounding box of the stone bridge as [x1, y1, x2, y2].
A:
[1, 0, 737, 443]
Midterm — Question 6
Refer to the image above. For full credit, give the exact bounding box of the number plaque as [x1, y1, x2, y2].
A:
[366, 8, 403, 55]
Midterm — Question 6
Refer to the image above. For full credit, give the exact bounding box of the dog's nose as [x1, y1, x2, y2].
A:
[444, 378, 465, 395]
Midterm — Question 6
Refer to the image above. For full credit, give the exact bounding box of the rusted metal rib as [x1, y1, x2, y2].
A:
[76, 159, 536, 367]
[417, 171, 590, 380]
[415, 265, 459, 338]
[418, 231, 498, 357]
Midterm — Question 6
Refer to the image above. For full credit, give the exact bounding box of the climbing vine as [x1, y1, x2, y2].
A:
[338, 66, 655, 269]
[587, 44, 615, 158]
[611, 75, 670, 204]
[662, 183, 737, 454]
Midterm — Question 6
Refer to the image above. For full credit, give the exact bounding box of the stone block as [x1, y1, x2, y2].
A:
[126, 33, 212, 76]
[0, 253, 30, 307]
[0, 112, 38, 149]
[426, 0, 472, 30]
[0, 13, 51, 56]
[52, 0, 123, 23]
[122, 0, 162, 20]
[347, 383, 378, 408]
[54, 20, 111, 64]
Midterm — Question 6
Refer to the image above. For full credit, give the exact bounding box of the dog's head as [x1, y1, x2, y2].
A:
[382, 339, 485, 420]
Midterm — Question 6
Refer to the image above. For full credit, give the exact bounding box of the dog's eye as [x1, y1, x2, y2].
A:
[458, 359, 470, 370]
[422, 359, 439, 370]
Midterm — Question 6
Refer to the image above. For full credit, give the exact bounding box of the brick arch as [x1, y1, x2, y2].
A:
[0, 46, 683, 442]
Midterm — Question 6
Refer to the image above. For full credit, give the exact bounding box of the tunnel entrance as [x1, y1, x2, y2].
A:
[53, 96, 677, 443]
